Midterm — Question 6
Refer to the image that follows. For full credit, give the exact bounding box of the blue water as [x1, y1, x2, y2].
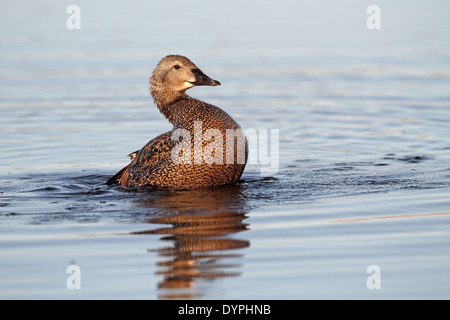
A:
[1, 0, 450, 299]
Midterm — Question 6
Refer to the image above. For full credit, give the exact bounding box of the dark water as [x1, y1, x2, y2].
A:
[1, 0, 450, 299]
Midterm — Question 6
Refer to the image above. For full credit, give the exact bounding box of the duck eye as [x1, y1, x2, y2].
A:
[174, 65, 180, 70]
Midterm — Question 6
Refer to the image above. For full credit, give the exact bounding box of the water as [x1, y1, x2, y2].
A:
[1, 0, 450, 299]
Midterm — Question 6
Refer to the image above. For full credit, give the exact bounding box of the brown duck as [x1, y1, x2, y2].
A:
[106, 55, 247, 190]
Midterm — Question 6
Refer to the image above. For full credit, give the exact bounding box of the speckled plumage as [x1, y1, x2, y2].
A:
[106, 55, 247, 190]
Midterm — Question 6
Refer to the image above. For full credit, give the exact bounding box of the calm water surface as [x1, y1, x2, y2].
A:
[1, 0, 450, 299]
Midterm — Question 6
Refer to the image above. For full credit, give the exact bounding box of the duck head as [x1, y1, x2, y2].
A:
[150, 55, 220, 97]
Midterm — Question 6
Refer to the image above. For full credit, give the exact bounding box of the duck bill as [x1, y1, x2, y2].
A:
[190, 69, 221, 86]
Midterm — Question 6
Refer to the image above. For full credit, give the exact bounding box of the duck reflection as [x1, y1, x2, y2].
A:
[132, 184, 250, 299]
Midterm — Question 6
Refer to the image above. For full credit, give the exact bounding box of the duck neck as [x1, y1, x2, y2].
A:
[150, 86, 188, 123]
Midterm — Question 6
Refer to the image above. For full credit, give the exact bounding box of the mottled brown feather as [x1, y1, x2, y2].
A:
[107, 55, 247, 190]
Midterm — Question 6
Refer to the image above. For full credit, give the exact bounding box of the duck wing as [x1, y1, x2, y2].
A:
[131, 131, 175, 168]
[106, 131, 175, 186]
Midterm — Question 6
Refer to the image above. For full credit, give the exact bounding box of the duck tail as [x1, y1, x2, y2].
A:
[106, 150, 139, 186]
[106, 165, 129, 185]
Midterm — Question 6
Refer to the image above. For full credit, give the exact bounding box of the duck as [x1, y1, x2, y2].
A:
[106, 55, 247, 190]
